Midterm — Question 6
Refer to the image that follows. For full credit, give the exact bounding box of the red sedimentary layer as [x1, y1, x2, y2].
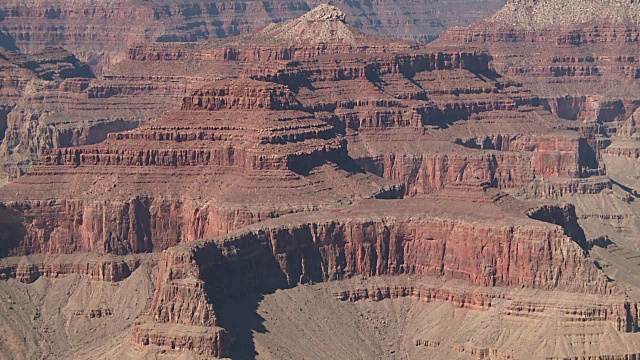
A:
[130, 321, 231, 357]
[142, 197, 610, 356]
[435, 1, 640, 125]
[0, 0, 505, 73]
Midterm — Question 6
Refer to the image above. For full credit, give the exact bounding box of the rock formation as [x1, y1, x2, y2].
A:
[0, 0, 506, 74]
[136, 196, 611, 356]
[437, 0, 640, 125]
[3, 3, 640, 359]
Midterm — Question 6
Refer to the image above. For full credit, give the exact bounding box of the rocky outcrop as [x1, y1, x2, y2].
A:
[1, 4, 638, 358]
[526, 203, 587, 247]
[336, 285, 639, 333]
[490, 0, 640, 30]
[0, 45, 172, 179]
[140, 197, 610, 356]
[0, 4, 610, 262]
[202, 209, 607, 293]
[545, 95, 633, 124]
[358, 151, 532, 195]
[334, 285, 499, 310]
[436, 0, 640, 126]
[524, 176, 612, 198]
[130, 321, 231, 357]
[182, 79, 303, 111]
[0, 253, 154, 283]
[505, 298, 639, 333]
[0, 110, 139, 177]
[0, 197, 314, 256]
[0, 75, 398, 256]
[357, 133, 603, 196]
[602, 112, 640, 159]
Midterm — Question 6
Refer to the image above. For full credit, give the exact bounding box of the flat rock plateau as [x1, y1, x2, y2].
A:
[2, 1, 640, 359]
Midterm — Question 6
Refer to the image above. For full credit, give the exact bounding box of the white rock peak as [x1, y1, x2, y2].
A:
[233, 3, 374, 45]
[494, 0, 640, 28]
[302, 4, 347, 22]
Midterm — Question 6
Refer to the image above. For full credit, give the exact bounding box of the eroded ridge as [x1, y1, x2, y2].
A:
[0, 76, 399, 257]
[136, 194, 614, 357]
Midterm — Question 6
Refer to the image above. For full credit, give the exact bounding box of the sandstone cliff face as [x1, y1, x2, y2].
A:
[197, 213, 605, 294]
[0, 170, 310, 259]
[359, 151, 530, 195]
[355, 133, 603, 196]
[0, 197, 299, 256]
[141, 199, 611, 356]
[182, 79, 303, 111]
[158, 201, 604, 305]
[0, 75, 399, 256]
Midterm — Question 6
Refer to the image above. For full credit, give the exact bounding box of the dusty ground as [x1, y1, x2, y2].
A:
[2, 266, 640, 359]
[0, 265, 155, 360]
[561, 155, 640, 292]
[221, 276, 640, 360]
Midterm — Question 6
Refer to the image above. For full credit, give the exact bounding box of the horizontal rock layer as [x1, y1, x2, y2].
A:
[0, 253, 155, 282]
[0, 0, 505, 73]
[142, 198, 609, 356]
[336, 284, 639, 332]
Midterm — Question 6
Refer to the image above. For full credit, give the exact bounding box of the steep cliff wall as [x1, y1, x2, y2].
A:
[0, 197, 300, 256]
[355, 133, 602, 196]
[139, 199, 611, 356]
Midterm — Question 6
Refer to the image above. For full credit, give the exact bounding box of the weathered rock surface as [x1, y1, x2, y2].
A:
[0, 72, 401, 256]
[437, 0, 640, 125]
[0, 5, 607, 258]
[140, 195, 612, 356]
[0, 0, 506, 73]
[0, 44, 181, 179]
[0, 253, 158, 286]
[3, 3, 640, 359]
[334, 284, 638, 332]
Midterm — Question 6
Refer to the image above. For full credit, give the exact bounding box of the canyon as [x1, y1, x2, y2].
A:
[1, 1, 640, 359]
[0, 0, 506, 73]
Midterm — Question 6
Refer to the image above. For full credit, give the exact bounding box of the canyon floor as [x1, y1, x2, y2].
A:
[4, 270, 639, 360]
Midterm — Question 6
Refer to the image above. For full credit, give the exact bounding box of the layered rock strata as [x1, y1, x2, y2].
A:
[0, 253, 155, 283]
[0, 76, 397, 257]
[137, 195, 611, 356]
[335, 284, 638, 333]
[0, 2, 607, 194]
[0, 5, 634, 359]
[0, 0, 506, 73]
[437, 0, 640, 126]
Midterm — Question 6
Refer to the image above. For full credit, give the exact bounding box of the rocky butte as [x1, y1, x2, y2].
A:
[0, 3, 640, 360]
[0, 0, 506, 73]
